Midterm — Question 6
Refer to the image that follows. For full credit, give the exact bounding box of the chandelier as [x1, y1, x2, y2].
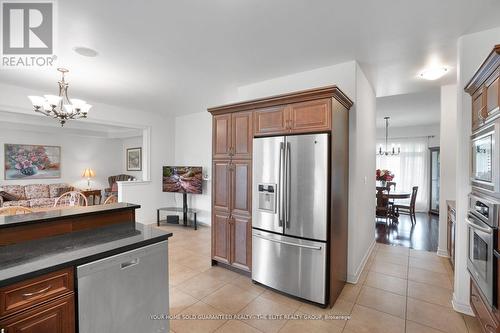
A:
[28, 68, 92, 127]
[377, 116, 400, 156]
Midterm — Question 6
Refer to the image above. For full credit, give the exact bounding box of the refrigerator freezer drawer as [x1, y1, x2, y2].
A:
[252, 230, 327, 304]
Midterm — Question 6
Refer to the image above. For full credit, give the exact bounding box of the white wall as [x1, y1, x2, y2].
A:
[437, 85, 457, 257]
[174, 112, 212, 225]
[236, 60, 377, 283]
[122, 136, 143, 181]
[454, 26, 500, 315]
[0, 81, 176, 223]
[376, 124, 440, 147]
[0, 125, 122, 190]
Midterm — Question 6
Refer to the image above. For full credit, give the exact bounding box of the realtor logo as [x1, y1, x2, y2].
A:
[1, 1, 56, 68]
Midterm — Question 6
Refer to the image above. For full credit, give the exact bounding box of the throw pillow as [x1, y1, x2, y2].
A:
[0, 191, 18, 201]
[111, 183, 118, 192]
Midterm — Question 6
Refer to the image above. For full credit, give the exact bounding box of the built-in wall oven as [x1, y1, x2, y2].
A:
[467, 193, 500, 306]
[471, 120, 500, 197]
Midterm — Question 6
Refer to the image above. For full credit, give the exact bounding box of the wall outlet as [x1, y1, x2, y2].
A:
[364, 176, 367, 184]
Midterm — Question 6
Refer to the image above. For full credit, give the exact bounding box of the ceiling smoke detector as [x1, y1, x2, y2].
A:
[73, 46, 98, 57]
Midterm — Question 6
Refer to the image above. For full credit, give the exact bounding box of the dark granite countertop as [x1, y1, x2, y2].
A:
[0, 203, 141, 229]
[0, 223, 172, 287]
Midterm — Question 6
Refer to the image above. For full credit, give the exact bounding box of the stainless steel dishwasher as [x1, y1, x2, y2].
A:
[77, 241, 169, 333]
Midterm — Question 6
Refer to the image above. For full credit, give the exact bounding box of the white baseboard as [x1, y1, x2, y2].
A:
[452, 294, 474, 316]
[436, 247, 450, 258]
[347, 239, 376, 284]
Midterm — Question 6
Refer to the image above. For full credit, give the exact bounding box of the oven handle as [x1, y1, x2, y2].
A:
[466, 217, 493, 234]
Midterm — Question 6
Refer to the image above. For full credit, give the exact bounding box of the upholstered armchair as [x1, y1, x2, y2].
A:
[104, 174, 136, 197]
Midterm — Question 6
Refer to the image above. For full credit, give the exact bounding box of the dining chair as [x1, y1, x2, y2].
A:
[394, 186, 418, 224]
[54, 191, 88, 207]
[376, 189, 391, 223]
[386, 181, 396, 210]
[103, 195, 118, 205]
[0, 206, 33, 216]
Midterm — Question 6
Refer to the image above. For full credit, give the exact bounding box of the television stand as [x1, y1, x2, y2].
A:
[157, 206, 198, 230]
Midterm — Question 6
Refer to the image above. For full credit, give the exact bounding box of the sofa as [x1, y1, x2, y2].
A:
[0, 184, 74, 208]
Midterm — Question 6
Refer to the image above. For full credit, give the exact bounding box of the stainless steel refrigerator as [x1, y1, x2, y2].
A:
[252, 133, 329, 305]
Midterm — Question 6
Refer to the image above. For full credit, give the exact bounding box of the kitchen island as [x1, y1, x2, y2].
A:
[0, 204, 172, 333]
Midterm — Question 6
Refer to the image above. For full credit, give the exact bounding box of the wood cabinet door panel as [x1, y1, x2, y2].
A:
[472, 91, 485, 131]
[232, 112, 253, 159]
[289, 98, 331, 133]
[212, 161, 231, 212]
[0, 293, 75, 333]
[470, 280, 498, 333]
[486, 77, 499, 115]
[254, 106, 288, 136]
[213, 114, 232, 159]
[231, 215, 251, 272]
[212, 211, 230, 264]
[0, 268, 73, 318]
[231, 160, 251, 217]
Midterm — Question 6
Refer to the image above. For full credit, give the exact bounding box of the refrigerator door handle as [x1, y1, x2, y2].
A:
[285, 141, 291, 229]
[278, 142, 285, 227]
[253, 234, 323, 250]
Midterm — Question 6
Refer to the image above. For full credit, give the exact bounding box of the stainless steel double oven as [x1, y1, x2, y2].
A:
[467, 193, 500, 306]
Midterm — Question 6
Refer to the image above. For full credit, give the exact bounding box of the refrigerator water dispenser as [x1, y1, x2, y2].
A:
[258, 183, 276, 213]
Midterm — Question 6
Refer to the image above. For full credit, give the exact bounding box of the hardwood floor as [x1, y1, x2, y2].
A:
[376, 213, 439, 252]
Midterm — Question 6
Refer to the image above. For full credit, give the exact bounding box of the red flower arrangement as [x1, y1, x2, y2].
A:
[376, 169, 394, 182]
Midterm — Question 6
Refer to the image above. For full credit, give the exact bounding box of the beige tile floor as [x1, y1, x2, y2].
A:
[159, 224, 481, 333]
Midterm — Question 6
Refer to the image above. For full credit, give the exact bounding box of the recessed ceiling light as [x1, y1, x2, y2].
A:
[73, 46, 98, 57]
[418, 66, 448, 80]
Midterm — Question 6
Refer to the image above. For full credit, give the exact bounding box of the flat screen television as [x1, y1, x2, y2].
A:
[162, 166, 202, 194]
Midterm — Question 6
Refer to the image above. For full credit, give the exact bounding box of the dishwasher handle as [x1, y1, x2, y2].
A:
[120, 258, 140, 269]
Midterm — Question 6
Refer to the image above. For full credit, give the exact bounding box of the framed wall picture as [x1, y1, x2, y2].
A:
[127, 147, 142, 171]
[4, 144, 61, 180]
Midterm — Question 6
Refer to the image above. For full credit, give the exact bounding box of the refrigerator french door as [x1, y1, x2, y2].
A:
[252, 133, 329, 305]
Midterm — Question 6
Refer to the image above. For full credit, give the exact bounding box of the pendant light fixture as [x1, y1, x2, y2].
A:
[377, 116, 400, 156]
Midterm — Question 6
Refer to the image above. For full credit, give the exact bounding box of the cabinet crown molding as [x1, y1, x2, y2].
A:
[208, 85, 353, 115]
[465, 44, 500, 95]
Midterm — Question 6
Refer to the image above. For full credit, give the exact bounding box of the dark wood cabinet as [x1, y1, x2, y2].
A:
[0, 268, 75, 333]
[231, 214, 252, 272]
[254, 99, 332, 136]
[211, 211, 231, 264]
[470, 279, 499, 333]
[288, 98, 331, 134]
[211, 112, 253, 272]
[466, 45, 500, 132]
[212, 160, 231, 213]
[214, 112, 253, 160]
[0, 294, 75, 333]
[253, 106, 289, 136]
[213, 114, 232, 159]
[232, 111, 253, 159]
[209, 85, 353, 283]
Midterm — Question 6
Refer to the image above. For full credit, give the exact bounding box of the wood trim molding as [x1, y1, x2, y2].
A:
[465, 44, 500, 95]
[208, 85, 353, 115]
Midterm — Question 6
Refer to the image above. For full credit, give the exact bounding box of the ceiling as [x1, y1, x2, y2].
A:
[376, 89, 441, 128]
[0, 111, 142, 138]
[0, 0, 499, 116]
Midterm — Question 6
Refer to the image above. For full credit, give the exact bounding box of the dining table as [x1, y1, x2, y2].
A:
[376, 187, 411, 221]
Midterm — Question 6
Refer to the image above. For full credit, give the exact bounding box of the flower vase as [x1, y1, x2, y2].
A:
[20, 166, 38, 176]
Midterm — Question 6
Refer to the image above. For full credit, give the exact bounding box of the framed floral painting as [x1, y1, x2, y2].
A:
[4, 144, 61, 180]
